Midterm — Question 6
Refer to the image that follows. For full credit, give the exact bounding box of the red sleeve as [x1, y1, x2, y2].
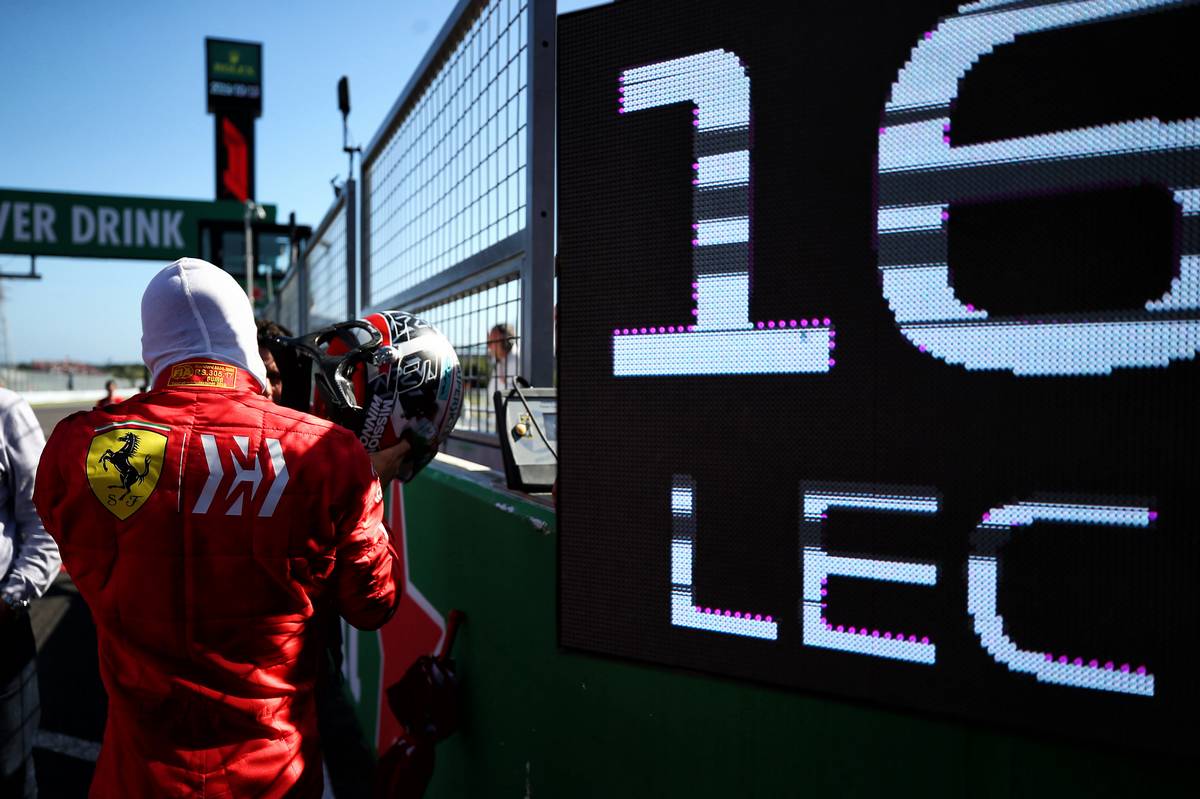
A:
[331, 438, 403, 631]
[33, 415, 69, 540]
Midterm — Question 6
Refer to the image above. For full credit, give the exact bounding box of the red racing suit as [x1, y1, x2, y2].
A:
[34, 360, 401, 798]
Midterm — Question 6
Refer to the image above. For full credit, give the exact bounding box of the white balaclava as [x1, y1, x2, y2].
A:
[141, 257, 268, 394]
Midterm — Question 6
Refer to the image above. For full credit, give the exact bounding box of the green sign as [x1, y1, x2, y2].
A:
[206, 38, 262, 113]
[0, 188, 275, 261]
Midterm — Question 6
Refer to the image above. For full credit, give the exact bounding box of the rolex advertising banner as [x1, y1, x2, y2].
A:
[0, 188, 275, 261]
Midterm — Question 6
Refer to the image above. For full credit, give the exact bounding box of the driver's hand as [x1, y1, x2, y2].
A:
[369, 440, 412, 485]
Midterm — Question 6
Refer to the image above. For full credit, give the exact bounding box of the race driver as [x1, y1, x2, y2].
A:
[34, 258, 405, 798]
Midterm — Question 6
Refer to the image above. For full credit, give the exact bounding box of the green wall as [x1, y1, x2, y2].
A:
[396, 464, 1185, 798]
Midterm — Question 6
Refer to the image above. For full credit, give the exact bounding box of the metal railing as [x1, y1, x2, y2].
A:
[304, 188, 354, 331]
[362, 0, 555, 407]
[260, 0, 554, 465]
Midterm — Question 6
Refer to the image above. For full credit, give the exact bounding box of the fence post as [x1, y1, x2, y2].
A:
[521, 0, 556, 387]
[345, 177, 358, 320]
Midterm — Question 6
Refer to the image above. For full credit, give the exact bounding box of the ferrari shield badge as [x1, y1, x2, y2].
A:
[86, 422, 169, 520]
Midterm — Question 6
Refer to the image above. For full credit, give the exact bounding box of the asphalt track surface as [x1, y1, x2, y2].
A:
[28, 402, 103, 797]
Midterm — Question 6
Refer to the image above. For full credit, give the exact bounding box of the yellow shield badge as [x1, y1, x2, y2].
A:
[86, 422, 170, 520]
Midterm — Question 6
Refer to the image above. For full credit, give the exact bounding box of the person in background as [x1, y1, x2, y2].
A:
[94, 379, 124, 409]
[256, 319, 289, 404]
[486, 323, 519, 400]
[0, 388, 62, 799]
[34, 259, 407, 798]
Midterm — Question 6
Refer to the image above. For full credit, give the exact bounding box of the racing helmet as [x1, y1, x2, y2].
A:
[284, 311, 463, 482]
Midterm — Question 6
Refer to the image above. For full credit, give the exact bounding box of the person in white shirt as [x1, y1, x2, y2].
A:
[0, 388, 62, 798]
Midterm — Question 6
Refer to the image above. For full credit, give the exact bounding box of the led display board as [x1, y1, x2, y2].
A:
[206, 38, 263, 115]
[558, 0, 1200, 752]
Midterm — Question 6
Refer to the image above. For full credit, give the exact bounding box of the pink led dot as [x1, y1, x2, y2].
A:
[640, 328, 647, 334]
[800, 319, 808, 327]
[820, 578, 827, 585]
[1044, 653, 1053, 661]
[691, 308, 699, 316]
[820, 589, 827, 597]
[692, 162, 700, 170]
[836, 625, 845, 633]
[920, 636, 930, 645]
[688, 325, 697, 332]
[1058, 656, 1068, 664]
[691, 293, 699, 300]
[942, 136, 951, 144]
[691, 281, 699, 288]
[692, 108, 700, 115]
[965, 304, 975, 312]
[767, 320, 776, 329]
[704, 607, 711, 614]
[661, 327, 668, 333]
[940, 211, 950, 221]
[982, 512, 991, 522]
[828, 329, 836, 337]
[848, 627, 856, 634]
[810, 318, 819, 326]
[693, 606, 700, 612]
[1136, 666, 1147, 675]
[822, 317, 831, 326]
[613, 329, 620, 335]
[883, 632, 892, 639]
[691, 238, 699, 246]
[755, 614, 762, 621]
[668, 326, 676, 333]
[734, 612, 742, 619]
[765, 615, 773, 623]
[756, 321, 765, 329]
[828, 342, 836, 350]
[878, 127, 887, 135]
[896, 632, 903, 640]
[828, 358, 836, 367]
[692, 179, 700, 186]
[622, 328, 629, 335]
[724, 610, 731, 617]
[691, 223, 699, 230]
[1089, 660, 1099, 668]
[618, 108, 626, 114]
[789, 319, 797, 327]
[918, 344, 927, 352]
[942, 123, 951, 132]
[872, 630, 880, 637]
[909, 635, 918, 643]
[1120, 664, 1131, 673]
[692, 120, 700, 127]
[924, 30, 933, 39]
[1104, 661, 1115, 670]
[1073, 658, 1083, 666]
[1148, 510, 1158, 521]
[777, 320, 785, 328]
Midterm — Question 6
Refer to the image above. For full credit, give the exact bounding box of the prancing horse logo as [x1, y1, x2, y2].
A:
[99, 433, 152, 500]
[87, 423, 169, 520]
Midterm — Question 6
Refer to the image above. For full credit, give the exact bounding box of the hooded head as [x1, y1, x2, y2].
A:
[141, 258, 268, 393]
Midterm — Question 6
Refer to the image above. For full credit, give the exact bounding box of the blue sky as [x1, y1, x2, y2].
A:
[0, 0, 601, 364]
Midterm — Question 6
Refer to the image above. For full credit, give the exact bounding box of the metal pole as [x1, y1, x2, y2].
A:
[521, 0, 556, 387]
[244, 200, 255, 299]
[345, 178, 357, 320]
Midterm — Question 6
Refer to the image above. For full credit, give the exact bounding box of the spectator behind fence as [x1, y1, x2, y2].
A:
[0, 388, 62, 799]
[487, 323, 519, 400]
[34, 258, 407, 798]
[94, 379, 124, 409]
